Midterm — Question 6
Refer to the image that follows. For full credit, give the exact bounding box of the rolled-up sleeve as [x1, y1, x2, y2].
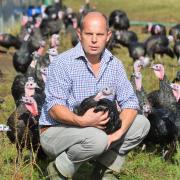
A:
[115, 61, 139, 110]
[45, 59, 72, 111]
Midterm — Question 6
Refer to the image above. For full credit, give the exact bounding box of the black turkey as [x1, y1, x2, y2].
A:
[172, 71, 180, 83]
[109, 10, 130, 31]
[168, 24, 180, 42]
[74, 98, 121, 134]
[44, 4, 59, 18]
[26, 52, 43, 78]
[114, 30, 138, 48]
[25, 41, 46, 77]
[61, 7, 79, 47]
[143, 66, 180, 159]
[74, 87, 114, 115]
[40, 47, 58, 66]
[12, 31, 34, 73]
[18, 16, 43, 52]
[147, 64, 177, 111]
[0, 33, 21, 49]
[146, 108, 177, 144]
[40, 15, 63, 37]
[54, 0, 66, 11]
[144, 107, 178, 160]
[145, 35, 174, 59]
[73, 87, 121, 134]
[11, 74, 27, 106]
[142, 23, 166, 35]
[32, 47, 58, 90]
[146, 65, 179, 159]
[170, 83, 180, 103]
[79, 0, 95, 16]
[34, 55, 51, 90]
[28, 24, 44, 52]
[50, 34, 60, 48]
[128, 42, 146, 62]
[130, 71, 151, 117]
[128, 42, 150, 67]
[11, 76, 40, 107]
[144, 72, 180, 160]
[7, 96, 46, 161]
[173, 41, 180, 65]
[44, 0, 66, 17]
[63, 7, 78, 35]
[18, 20, 34, 43]
[106, 30, 120, 51]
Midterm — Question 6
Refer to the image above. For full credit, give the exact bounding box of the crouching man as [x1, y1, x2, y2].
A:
[39, 11, 150, 180]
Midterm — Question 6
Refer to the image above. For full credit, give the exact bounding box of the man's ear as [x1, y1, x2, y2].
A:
[76, 28, 82, 41]
[106, 30, 112, 43]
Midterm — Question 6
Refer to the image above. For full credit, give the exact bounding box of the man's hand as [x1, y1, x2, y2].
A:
[106, 108, 138, 149]
[80, 108, 110, 129]
[107, 132, 122, 149]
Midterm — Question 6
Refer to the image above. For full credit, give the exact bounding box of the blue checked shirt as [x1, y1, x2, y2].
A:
[39, 43, 139, 125]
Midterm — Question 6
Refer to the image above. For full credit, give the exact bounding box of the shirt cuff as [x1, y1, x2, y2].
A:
[46, 99, 67, 112]
[121, 104, 140, 110]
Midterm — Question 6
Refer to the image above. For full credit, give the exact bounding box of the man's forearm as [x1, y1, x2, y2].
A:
[49, 105, 83, 126]
[107, 108, 138, 144]
[119, 108, 138, 136]
[48, 104, 110, 128]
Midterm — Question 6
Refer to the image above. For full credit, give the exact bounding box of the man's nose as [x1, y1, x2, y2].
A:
[92, 34, 97, 43]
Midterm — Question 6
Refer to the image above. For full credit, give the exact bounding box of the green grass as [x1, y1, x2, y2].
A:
[65, 0, 180, 22]
[0, 0, 180, 179]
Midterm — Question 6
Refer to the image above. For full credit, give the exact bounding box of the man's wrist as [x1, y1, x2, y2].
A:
[110, 128, 124, 142]
[73, 113, 85, 127]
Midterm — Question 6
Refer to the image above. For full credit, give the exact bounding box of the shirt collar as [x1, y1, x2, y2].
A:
[73, 42, 86, 59]
[73, 42, 114, 63]
[101, 48, 114, 63]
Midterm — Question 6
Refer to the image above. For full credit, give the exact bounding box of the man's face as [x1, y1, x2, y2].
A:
[77, 15, 111, 59]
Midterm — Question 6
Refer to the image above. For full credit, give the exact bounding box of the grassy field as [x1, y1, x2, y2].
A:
[65, 0, 180, 22]
[0, 0, 180, 179]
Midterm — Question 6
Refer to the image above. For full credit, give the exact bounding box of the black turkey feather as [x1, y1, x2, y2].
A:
[74, 97, 121, 134]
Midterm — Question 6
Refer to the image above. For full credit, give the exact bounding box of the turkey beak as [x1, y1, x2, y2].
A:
[19, 98, 24, 102]
[168, 83, 172, 88]
[36, 84, 40, 89]
[139, 64, 143, 69]
[20, 97, 28, 103]
[149, 65, 154, 69]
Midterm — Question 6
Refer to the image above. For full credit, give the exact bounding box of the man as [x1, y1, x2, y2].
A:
[39, 11, 150, 180]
